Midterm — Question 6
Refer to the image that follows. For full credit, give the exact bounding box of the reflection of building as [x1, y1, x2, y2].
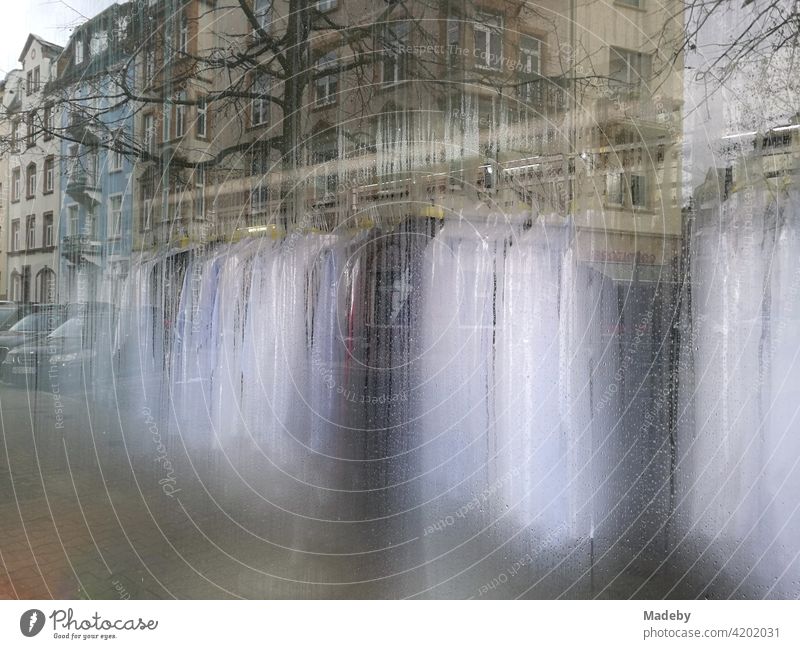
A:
[110, 0, 682, 265]
[200, 0, 683, 272]
[692, 115, 800, 238]
[50, 3, 138, 304]
[0, 0, 685, 299]
[569, 0, 684, 275]
[0, 78, 9, 300]
[5, 35, 62, 303]
[130, 0, 244, 251]
[725, 118, 800, 193]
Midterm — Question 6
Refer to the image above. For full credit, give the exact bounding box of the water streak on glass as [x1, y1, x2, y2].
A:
[0, 0, 798, 600]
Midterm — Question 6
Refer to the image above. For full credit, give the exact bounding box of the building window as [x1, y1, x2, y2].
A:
[10, 272, 21, 301]
[25, 68, 40, 93]
[90, 31, 108, 56]
[87, 150, 98, 185]
[382, 22, 410, 85]
[519, 36, 543, 103]
[11, 168, 20, 202]
[11, 121, 19, 152]
[630, 174, 648, 207]
[474, 13, 503, 69]
[110, 130, 124, 171]
[9, 272, 19, 301]
[26, 112, 35, 148]
[606, 172, 648, 207]
[67, 143, 79, 180]
[310, 128, 338, 163]
[43, 156, 54, 193]
[609, 47, 652, 93]
[251, 182, 270, 215]
[446, 16, 461, 67]
[140, 183, 153, 231]
[178, 14, 189, 53]
[26, 164, 36, 199]
[26, 215, 36, 249]
[108, 194, 123, 239]
[142, 198, 152, 231]
[315, 51, 338, 106]
[317, 0, 337, 11]
[43, 105, 53, 140]
[75, 39, 85, 65]
[144, 114, 155, 154]
[251, 72, 270, 126]
[175, 92, 186, 138]
[43, 212, 54, 247]
[36, 268, 55, 303]
[196, 97, 207, 138]
[67, 108, 80, 130]
[67, 205, 79, 236]
[145, 50, 155, 84]
[112, 146, 124, 171]
[158, 98, 168, 136]
[606, 173, 624, 205]
[11, 220, 19, 252]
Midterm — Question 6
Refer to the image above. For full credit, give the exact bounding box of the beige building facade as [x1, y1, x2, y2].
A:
[5, 35, 62, 303]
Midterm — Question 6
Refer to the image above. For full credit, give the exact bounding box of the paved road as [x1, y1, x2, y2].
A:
[0, 377, 696, 599]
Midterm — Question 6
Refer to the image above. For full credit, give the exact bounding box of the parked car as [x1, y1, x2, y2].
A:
[0, 307, 68, 365]
[0, 303, 34, 331]
[2, 311, 116, 388]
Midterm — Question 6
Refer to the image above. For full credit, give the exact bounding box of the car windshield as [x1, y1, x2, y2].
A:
[0, 306, 17, 328]
[48, 318, 83, 340]
[9, 313, 52, 332]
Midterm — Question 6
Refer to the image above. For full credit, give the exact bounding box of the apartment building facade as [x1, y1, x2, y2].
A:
[5, 35, 62, 303]
[131, 0, 246, 251]
[119, 0, 682, 246]
[0, 0, 685, 298]
[50, 3, 139, 304]
[221, 0, 685, 271]
[0, 79, 8, 299]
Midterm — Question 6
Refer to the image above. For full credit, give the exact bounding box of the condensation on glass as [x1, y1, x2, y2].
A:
[0, 0, 798, 600]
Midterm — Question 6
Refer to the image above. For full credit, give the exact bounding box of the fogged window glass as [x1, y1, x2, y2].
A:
[0, 0, 798, 601]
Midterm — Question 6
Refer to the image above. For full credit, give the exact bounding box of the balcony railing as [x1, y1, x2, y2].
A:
[65, 171, 101, 205]
[594, 93, 669, 125]
[61, 234, 102, 263]
[66, 116, 101, 146]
